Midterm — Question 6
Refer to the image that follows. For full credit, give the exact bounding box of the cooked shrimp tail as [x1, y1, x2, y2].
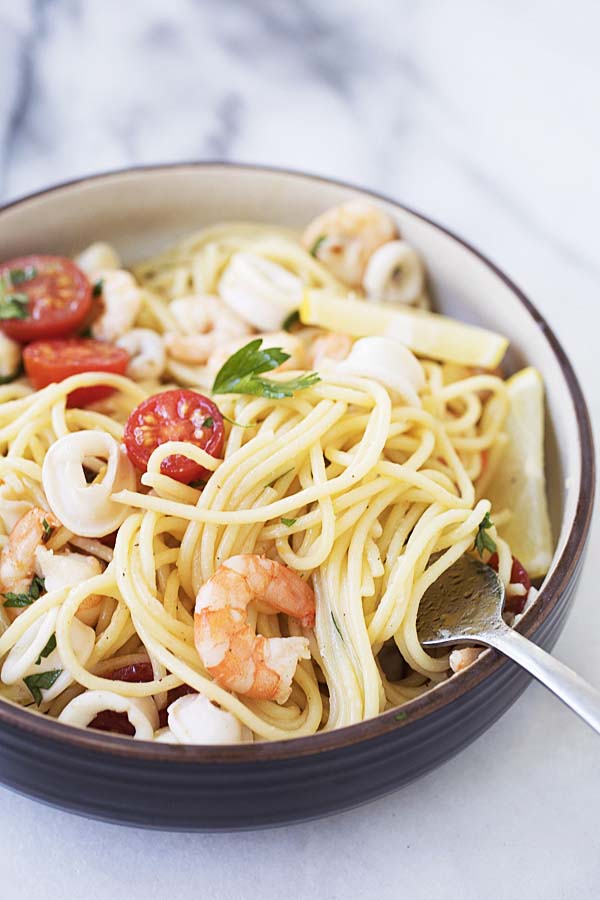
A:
[194, 555, 315, 704]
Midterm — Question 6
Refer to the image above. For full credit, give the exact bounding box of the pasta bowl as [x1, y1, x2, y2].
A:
[0, 163, 594, 830]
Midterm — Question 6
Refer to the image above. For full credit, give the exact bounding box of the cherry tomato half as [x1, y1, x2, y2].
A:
[23, 338, 130, 407]
[0, 255, 92, 342]
[123, 389, 224, 485]
[487, 553, 532, 614]
[89, 662, 154, 737]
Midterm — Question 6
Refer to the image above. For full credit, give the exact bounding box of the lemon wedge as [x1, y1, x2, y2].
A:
[299, 289, 508, 368]
[486, 367, 553, 578]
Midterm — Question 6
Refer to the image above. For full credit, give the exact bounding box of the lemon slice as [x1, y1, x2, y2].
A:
[486, 367, 553, 578]
[299, 289, 508, 368]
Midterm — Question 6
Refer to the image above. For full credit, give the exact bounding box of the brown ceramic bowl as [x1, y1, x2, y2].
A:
[0, 164, 594, 830]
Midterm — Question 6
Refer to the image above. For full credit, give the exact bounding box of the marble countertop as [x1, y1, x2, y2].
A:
[1, 1, 599, 898]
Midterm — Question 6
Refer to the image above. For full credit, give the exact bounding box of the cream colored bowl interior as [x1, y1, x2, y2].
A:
[0, 164, 578, 590]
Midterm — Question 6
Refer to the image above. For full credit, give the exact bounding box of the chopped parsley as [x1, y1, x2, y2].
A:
[0, 292, 28, 320]
[8, 266, 37, 285]
[3, 575, 45, 608]
[36, 634, 57, 665]
[331, 611, 344, 641]
[202, 416, 214, 429]
[474, 512, 497, 557]
[92, 279, 104, 297]
[42, 518, 54, 542]
[23, 669, 62, 706]
[282, 309, 300, 331]
[394, 711, 408, 722]
[189, 479, 207, 490]
[281, 517, 297, 527]
[212, 339, 320, 400]
[309, 234, 327, 258]
[221, 413, 258, 429]
[0, 266, 37, 319]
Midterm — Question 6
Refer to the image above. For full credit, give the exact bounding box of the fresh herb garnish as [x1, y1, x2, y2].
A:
[79, 325, 93, 338]
[281, 517, 297, 527]
[92, 279, 104, 297]
[189, 479, 207, 490]
[474, 512, 497, 557]
[221, 413, 258, 429]
[0, 292, 28, 320]
[9, 266, 37, 285]
[3, 575, 45, 608]
[23, 669, 62, 706]
[0, 266, 34, 319]
[212, 339, 320, 400]
[202, 416, 214, 428]
[394, 711, 407, 722]
[331, 612, 344, 641]
[42, 518, 54, 542]
[282, 309, 300, 331]
[36, 634, 57, 665]
[309, 234, 327, 258]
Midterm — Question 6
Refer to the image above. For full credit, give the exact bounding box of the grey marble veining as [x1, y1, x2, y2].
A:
[0, 2, 599, 898]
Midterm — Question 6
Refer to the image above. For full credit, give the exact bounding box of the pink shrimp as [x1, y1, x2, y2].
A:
[194, 555, 315, 704]
[0, 508, 59, 621]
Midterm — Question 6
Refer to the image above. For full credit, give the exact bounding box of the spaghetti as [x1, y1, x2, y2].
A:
[0, 200, 542, 743]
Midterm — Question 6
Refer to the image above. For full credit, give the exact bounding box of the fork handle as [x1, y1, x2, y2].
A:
[483, 625, 600, 735]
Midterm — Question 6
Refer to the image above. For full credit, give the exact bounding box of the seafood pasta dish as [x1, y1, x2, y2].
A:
[0, 201, 553, 745]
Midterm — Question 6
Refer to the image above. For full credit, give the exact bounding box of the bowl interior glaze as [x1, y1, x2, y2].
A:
[0, 164, 591, 764]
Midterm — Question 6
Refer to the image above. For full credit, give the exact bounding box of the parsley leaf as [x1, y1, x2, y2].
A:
[3, 575, 45, 608]
[0, 292, 28, 320]
[23, 669, 62, 706]
[394, 711, 407, 722]
[36, 634, 57, 665]
[474, 512, 497, 557]
[331, 612, 344, 641]
[92, 279, 104, 297]
[282, 309, 300, 331]
[309, 234, 327, 258]
[221, 413, 258, 429]
[212, 339, 320, 399]
[42, 518, 54, 542]
[189, 479, 207, 490]
[8, 266, 37, 285]
[202, 416, 214, 428]
[281, 517, 297, 527]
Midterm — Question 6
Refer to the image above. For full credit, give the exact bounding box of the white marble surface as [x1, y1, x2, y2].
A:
[0, 1, 599, 897]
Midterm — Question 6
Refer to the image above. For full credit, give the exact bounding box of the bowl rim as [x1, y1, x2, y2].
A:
[0, 160, 595, 763]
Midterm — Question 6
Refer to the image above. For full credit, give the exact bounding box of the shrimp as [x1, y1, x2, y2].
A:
[194, 555, 315, 704]
[75, 241, 121, 275]
[91, 269, 143, 342]
[0, 508, 59, 621]
[165, 294, 252, 365]
[116, 328, 166, 381]
[305, 332, 353, 367]
[449, 647, 482, 674]
[206, 330, 306, 380]
[301, 200, 397, 287]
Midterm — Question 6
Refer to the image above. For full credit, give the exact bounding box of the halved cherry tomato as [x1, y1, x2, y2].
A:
[89, 662, 154, 737]
[487, 553, 532, 614]
[123, 389, 224, 484]
[23, 338, 129, 407]
[0, 255, 92, 342]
